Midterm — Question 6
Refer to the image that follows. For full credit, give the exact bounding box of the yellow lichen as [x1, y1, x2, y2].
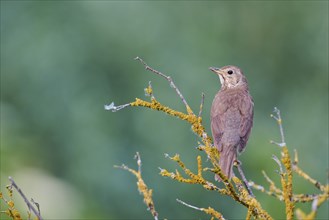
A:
[281, 146, 294, 220]
[250, 113, 328, 220]
[163, 153, 273, 219]
[0, 188, 23, 220]
[202, 206, 224, 220]
[114, 153, 158, 219]
[197, 156, 202, 177]
[8, 200, 14, 208]
[144, 85, 153, 96]
[245, 206, 254, 220]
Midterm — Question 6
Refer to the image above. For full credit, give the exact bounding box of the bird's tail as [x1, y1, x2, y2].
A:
[215, 146, 237, 181]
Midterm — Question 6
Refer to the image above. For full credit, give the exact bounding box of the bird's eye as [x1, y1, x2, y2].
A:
[227, 70, 233, 75]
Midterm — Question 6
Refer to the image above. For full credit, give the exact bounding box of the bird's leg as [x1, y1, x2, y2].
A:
[234, 160, 255, 197]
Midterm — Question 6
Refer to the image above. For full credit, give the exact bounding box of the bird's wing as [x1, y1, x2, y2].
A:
[211, 113, 225, 152]
[238, 93, 254, 153]
[211, 94, 228, 152]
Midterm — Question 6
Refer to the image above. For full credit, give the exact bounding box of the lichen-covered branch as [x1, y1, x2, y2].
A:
[114, 152, 158, 220]
[293, 150, 327, 192]
[0, 186, 22, 220]
[134, 57, 193, 115]
[0, 177, 42, 220]
[250, 107, 328, 220]
[176, 199, 225, 220]
[159, 154, 229, 195]
[249, 170, 283, 201]
[232, 177, 272, 219]
[270, 107, 294, 220]
[108, 58, 327, 219]
[160, 154, 272, 219]
[235, 161, 254, 197]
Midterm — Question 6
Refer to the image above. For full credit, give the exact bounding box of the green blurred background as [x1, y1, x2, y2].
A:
[1, 1, 328, 219]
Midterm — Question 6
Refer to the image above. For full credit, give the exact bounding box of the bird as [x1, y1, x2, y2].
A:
[209, 65, 254, 181]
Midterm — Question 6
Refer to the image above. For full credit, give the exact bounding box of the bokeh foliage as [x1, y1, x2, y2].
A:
[1, 1, 328, 219]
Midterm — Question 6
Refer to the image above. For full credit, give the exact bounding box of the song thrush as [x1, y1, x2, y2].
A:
[209, 65, 254, 180]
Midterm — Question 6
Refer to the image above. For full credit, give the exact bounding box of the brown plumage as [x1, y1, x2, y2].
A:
[209, 65, 254, 180]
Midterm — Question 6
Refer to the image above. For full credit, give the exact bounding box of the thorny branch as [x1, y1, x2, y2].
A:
[272, 155, 283, 174]
[104, 102, 130, 112]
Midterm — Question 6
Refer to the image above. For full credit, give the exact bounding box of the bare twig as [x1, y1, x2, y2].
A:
[8, 176, 43, 220]
[176, 198, 203, 211]
[30, 198, 40, 215]
[272, 155, 284, 174]
[135, 152, 142, 174]
[270, 107, 294, 220]
[104, 102, 130, 112]
[176, 198, 225, 220]
[134, 57, 193, 114]
[262, 170, 283, 194]
[235, 160, 254, 197]
[270, 107, 286, 147]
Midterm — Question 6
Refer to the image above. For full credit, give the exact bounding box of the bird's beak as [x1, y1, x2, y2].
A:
[209, 67, 224, 75]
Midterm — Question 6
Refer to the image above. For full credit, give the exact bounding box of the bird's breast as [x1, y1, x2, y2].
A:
[222, 109, 241, 129]
[211, 90, 243, 115]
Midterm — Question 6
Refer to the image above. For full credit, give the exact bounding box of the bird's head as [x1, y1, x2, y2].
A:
[209, 65, 248, 89]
